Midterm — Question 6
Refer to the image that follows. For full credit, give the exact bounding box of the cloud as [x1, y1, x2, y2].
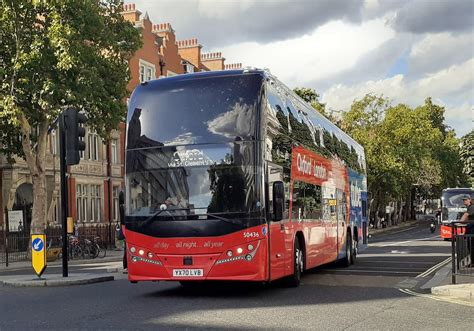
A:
[306, 33, 414, 91]
[444, 103, 473, 137]
[126, 0, 473, 137]
[393, 0, 474, 34]
[321, 59, 474, 136]
[131, 0, 366, 46]
[408, 33, 474, 77]
[217, 16, 395, 87]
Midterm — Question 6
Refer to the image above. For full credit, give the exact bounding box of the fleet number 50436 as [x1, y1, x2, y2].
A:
[243, 232, 259, 238]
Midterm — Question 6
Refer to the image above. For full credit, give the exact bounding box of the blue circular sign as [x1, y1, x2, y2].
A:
[32, 238, 44, 252]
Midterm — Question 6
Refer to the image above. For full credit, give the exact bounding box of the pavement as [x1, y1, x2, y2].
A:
[0, 248, 124, 287]
[1, 223, 473, 306]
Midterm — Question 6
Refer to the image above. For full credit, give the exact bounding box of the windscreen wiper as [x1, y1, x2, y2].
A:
[141, 208, 190, 227]
[201, 212, 243, 225]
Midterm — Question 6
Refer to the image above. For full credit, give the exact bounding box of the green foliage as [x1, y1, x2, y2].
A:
[0, 0, 142, 159]
[460, 130, 474, 186]
[341, 93, 468, 218]
[0, 0, 142, 232]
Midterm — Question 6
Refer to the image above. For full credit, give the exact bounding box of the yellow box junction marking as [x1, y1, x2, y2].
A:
[31, 234, 47, 277]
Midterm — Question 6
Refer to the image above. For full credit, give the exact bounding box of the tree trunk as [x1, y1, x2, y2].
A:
[393, 201, 399, 225]
[406, 191, 412, 221]
[31, 172, 47, 234]
[19, 114, 49, 235]
[398, 199, 404, 223]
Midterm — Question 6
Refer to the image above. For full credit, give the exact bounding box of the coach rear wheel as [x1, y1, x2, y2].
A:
[341, 234, 352, 267]
[351, 238, 357, 265]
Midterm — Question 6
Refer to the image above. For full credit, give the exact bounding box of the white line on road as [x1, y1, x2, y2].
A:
[415, 257, 451, 278]
[323, 269, 418, 274]
[399, 288, 474, 307]
[371, 235, 442, 247]
[357, 260, 435, 265]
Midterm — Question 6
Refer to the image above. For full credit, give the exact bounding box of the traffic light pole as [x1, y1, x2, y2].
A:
[59, 112, 69, 277]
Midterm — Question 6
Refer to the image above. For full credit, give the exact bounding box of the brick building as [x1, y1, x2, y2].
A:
[0, 3, 242, 236]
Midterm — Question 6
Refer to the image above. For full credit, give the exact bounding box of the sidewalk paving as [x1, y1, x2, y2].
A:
[0, 248, 124, 287]
[0, 248, 124, 272]
[0, 273, 114, 287]
[369, 219, 421, 236]
[425, 263, 474, 305]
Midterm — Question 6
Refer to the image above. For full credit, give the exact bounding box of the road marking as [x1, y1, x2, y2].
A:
[415, 257, 451, 278]
[399, 288, 474, 307]
[386, 226, 419, 235]
[357, 260, 435, 265]
[371, 235, 442, 247]
[369, 226, 418, 241]
[323, 269, 418, 274]
[359, 253, 451, 258]
[347, 266, 425, 271]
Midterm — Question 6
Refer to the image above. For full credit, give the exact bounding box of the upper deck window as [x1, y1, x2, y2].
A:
[127, 74, 263, 149]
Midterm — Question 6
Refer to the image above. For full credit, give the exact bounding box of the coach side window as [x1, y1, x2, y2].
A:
[292, 181, 322, 221]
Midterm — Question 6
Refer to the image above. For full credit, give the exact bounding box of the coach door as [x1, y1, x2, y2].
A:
[267, 162, 287, 280]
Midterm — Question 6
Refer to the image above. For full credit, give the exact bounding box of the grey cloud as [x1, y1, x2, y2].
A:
[132, 0, 364, 47]
[393, 0, 474, 34]
[305, 34, 415, 93]
[408, 32, 474, 78]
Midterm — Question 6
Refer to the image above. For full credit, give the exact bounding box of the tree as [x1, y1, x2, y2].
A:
[0, 1, 141, 234]
[340, 94, 448, 224]
[460, 130, 474, 186]
[415, 99, 468, 194]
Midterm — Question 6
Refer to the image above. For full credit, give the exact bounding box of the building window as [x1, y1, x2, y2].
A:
[112, 186, 120, 222]
[183, 61, 195, 74]
[88, 130, 100, 161]
[76, 184, 88, 223]
[90, 184, 102, 222]
[111, 139, 118, 164]
[139, 60, 155, 83]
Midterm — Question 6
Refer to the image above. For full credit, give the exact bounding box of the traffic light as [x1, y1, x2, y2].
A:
[64, 108, 86, 165]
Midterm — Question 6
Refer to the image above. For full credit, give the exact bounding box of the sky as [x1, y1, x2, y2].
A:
[130, 0, 473, 137]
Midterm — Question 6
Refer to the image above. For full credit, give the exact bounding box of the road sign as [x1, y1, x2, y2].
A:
[31, 234, 47, 277]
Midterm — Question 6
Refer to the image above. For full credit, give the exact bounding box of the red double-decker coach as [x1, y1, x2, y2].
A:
[122, 69, 368, 287]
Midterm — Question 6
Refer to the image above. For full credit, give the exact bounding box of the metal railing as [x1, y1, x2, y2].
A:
[1, 223, 118, 266]
[451, 221, 474, 284]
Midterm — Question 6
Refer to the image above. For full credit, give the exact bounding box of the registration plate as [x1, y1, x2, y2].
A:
[172, 269, 204, 277]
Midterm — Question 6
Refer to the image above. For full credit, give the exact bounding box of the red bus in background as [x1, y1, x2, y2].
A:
[122, 69, 368, 286]
[439, 188, 474, 240]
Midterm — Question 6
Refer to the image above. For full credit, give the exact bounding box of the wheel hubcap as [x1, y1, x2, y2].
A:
[296, 248, 303, 273]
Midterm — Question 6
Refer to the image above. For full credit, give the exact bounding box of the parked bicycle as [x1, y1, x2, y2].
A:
[92, 236, 107, 258]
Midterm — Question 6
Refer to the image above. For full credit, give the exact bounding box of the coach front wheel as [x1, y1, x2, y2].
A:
[286, 239, 303, 287]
